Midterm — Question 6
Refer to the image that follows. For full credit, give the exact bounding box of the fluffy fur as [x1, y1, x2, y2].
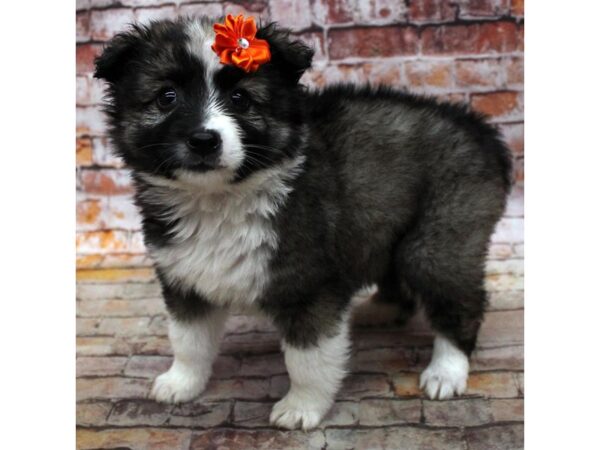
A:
[95, 16, 512, 430]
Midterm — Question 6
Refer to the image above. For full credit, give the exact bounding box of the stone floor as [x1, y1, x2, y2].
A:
[76, 269, 524, 450]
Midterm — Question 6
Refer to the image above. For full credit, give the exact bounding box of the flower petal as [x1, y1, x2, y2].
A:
[241, 17, 257, 40]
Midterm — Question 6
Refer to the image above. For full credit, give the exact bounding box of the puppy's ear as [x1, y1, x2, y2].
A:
[94, 27, 143, 83]
[257, 23, 314, 84]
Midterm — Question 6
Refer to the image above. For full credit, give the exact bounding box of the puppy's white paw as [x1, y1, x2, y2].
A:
[150, 366, 206, 404]
[420, 363, 468, 400]
[420, 335, 470, 400]
[269, 391, 330, 430]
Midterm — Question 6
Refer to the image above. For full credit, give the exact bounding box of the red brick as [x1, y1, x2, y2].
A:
[490, 398, 524, 421]
[134, 5, 177, 23]
[80, 169, 133, 195]
[98, 317, 152, 336]
[467, 372, 520, 398]
[76, 401, 112, 426]
[220, 2, 266, 18]
[488, 289, 524, 310]
[517, 23, 524, 50]
[202, 377, 270, 401]
[77, 0, 90, 10]
[77, 105, 106, 136]
[424, 398, 493, 426]
[321, 401, 359, 426]
[363, 61, 404, 86]
[77, 298, 163, 317]
[326, 427, 465, 450]
[77, 317, 101, 335]
[498, 122, 524, 156]
[77, 428, 192, 450]
[329, 26, 419, 59]
[76, 76, 91, 106]
[339, 374, 393, 400]
[90, 8, 136, 41]
[232, 401, 273, 427]
[312, 0, 354, 24]
[121, 0, 177, 6]
[513, 156, 523, 184]
[511, 0, 524, 17]
[92, 136, 124, 168]
[488, 243, 513, 260]
[180, 2, 224, 17]
[170, 401, 231, 427]
[190, 429, 325, 450]
[422, 21, 518, 55]
[408, 0, 457, 23]
[355, 0, 408, 24]
[77, 230, 130, 254]
[303, 63, 369, 88]
[405, 60, 453, 89]
[107, 400, 171, 426]
[76, 281, 161, 300]
[479, 310, 523, 347]
[125, 355, 171, 378]
[455, 58, 505, 88]
[359, 399, 421, 425]
[77, 137, 93, 166]
[392, 373, 421, 396]
[76, 43, 103, 75]
[471, 91, 522, 119]
[76, 336, 131, 355]
[77, 11, 91, 43]
[270, 0, 312, 30]
[491, 217, 523, 244]
[464, 424, 524, 450]
[239, 353, 286, 376]
[506, 55, 524, 86]
[76, 267, 155, 283]
[76, 196, 141, 231]
[352, 347, 416, 373]
[77, 356, 128, 376]
[76, 376, 151, 401]
[436, 92, 467, 104]
[221, 331, 280, 355]
[471, 345, 524, 371]
[458, 0, 510, 18]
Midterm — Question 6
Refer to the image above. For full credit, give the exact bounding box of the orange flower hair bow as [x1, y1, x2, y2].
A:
[211, 14, 271, 73]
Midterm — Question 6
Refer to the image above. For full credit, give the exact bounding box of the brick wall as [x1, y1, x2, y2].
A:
[76, 0, 524, 271]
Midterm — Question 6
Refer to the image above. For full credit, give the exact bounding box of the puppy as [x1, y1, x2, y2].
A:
[94, 16, 512, 430]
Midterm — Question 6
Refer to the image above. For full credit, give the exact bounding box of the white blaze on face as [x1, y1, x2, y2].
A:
[185, 20, 245, 173]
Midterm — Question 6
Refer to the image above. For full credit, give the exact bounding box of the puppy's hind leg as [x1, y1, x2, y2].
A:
[351, 270, 417, 327]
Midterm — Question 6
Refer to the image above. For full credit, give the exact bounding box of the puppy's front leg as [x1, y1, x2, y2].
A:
[150, 307, 228, 404]
[270, 312, 351, 430]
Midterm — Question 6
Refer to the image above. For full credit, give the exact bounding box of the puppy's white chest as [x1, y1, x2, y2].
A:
[151, 192, 279, 307]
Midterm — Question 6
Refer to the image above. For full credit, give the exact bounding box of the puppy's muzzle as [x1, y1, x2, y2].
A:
[186, 129, 222, 167]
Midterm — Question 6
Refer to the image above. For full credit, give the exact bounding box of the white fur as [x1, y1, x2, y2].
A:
[270, 313, 351, 430]
[204, 112, 245, 171]
[150, 309, 228, 403]
[141, 157, 305, 308]
[420, 334, 469, 400]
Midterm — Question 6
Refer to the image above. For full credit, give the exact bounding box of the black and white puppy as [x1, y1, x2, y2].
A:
[94, 16, 512, 430]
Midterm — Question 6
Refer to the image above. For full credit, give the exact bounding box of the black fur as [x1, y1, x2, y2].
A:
[95, 17, 512, 357]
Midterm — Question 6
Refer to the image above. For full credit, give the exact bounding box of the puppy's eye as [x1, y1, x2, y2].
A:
[230, 89, 250, 111]
[157, 87, 177, 109]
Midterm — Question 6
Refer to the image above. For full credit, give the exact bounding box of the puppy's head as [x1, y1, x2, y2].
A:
[94, 17, 313, 186]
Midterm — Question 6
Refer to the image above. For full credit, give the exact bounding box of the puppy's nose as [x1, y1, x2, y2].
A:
[186, 129, 221, 155]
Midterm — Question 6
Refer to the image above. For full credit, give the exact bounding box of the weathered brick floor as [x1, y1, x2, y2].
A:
[76, 269, 523, 450]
